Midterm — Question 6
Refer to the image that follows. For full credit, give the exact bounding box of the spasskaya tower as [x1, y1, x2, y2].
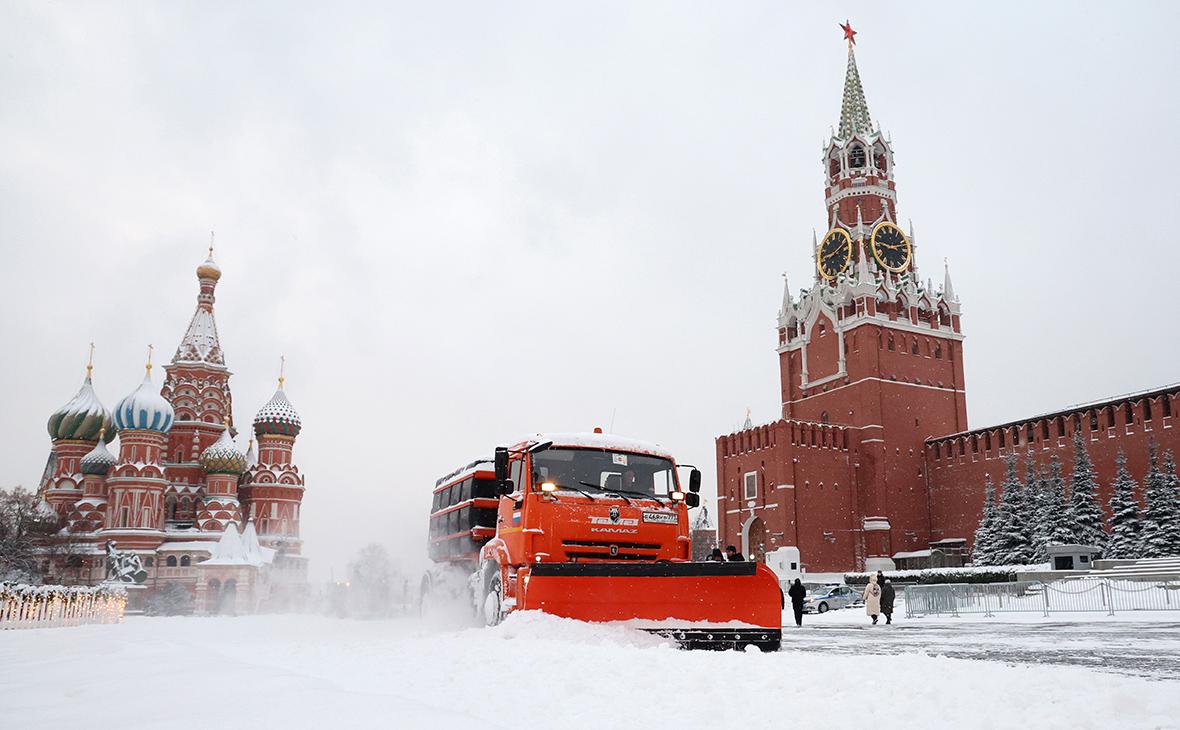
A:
[716, 23, 967, 572]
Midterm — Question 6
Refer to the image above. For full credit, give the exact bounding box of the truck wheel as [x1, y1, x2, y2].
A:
[482, 571, 504, 627]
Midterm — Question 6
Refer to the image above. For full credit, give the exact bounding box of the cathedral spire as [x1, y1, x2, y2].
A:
[943, 258, 957, 301]
[174, 247, 225, 366]
[836, 22, 873, 139]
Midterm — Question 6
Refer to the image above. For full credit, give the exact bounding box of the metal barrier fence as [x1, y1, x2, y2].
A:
[904, 574, 1180, 618]
[1, 583, 126, 629]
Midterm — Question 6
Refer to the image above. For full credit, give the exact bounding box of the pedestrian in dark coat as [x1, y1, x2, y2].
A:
[787, 578, 807, 627]
[725, 545, 745, 562]
[708, 548, 725, 562]
[880, 579, 896, 624]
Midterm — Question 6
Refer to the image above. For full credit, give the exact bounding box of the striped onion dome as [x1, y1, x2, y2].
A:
[47, 373, 113, 442]
[201, 428, 247, 475]
[80, 437, 117, 476]
[113, 369, 174, 433]
[253, 386, 301, 437]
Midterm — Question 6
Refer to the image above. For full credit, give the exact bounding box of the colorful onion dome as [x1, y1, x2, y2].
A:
[113, 366, 174, 433]
[253, 383, 301, 437]
[80, 432, 117, 476]
[196, 245, 221, 281]
[47, 371, 113, 442]
[201, 427, 247, 475]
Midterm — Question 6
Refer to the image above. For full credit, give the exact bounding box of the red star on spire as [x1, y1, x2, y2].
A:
[840, 20, 857, 46]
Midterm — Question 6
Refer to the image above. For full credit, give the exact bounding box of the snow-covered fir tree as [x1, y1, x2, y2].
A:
[1159, 450, 1180, 557]
[1068, 432, 1107, 552]
[1027, 456, 1052, 563]
[1140, 444, 1180, 558]
[1106, 450, 1141, 560]
[1043, 457, 1077, 546]
[972, 475, 1000, 565]
[993, 455, 1033, 565]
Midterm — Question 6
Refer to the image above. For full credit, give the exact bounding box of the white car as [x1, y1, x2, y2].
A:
[803, 584, 857, 613]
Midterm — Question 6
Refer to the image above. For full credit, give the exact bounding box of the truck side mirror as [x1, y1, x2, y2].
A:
[685, 492, 700, 508]
[688, 468, 701, 493]
[494, 447, 509, 483]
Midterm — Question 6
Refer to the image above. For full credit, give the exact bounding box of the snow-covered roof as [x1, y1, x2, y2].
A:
[158, 540, 217, 553]
[174, 307, 224, 365]
[892, 549, 932, 560]
[528, 432, 675, 460]
[201, 522, 275, 566]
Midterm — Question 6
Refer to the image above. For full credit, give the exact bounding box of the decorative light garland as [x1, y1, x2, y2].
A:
[0, 582, 126, 629]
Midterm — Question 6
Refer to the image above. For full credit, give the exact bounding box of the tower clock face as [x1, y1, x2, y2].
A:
[817, 227, 853, 281]
[870, 221, 911, 273]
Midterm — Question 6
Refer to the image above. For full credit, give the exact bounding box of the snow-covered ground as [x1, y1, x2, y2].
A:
[2, 610, 1178, 730]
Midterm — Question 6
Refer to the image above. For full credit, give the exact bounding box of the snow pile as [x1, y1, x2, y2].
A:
[2, 611, 1179, 729]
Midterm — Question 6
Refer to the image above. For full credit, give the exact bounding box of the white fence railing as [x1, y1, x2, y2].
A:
[905, 574, 1180, 618]
[0, 583, 126, 629]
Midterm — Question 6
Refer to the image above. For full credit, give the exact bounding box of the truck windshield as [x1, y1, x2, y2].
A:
[531, 448, 678, 499]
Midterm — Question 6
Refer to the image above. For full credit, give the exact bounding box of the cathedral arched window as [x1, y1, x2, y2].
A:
[887, 335, 895, 351]
[911, 340, 919, 355]
[166, 555, 177, 567]
[849, 145, 866, 168]
[829, 157, 841, 178]
[821, 411, 829, 424]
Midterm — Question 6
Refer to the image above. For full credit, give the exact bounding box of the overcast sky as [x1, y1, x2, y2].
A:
[2, 2, 1178, 579]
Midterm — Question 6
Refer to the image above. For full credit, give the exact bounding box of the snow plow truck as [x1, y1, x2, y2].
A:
[423, 431, 783, 650]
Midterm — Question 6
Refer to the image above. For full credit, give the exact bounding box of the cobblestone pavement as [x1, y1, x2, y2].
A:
[784, 620, 1180, 680]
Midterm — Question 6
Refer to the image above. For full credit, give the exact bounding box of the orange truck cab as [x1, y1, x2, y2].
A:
[426, 432, 783, 650]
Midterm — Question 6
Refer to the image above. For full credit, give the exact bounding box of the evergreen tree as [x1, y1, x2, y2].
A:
[1043, 457, 1077, 546]
[1106, 450, 1142, 560]
[972, 475, 999, 565]
[1068, 432, 1107, 552]
[993, 455, 1033, 565]
[1027, 456, 1052, 563]
[1159, 450, 1180, 557]
[1140, 444, 1180, 559]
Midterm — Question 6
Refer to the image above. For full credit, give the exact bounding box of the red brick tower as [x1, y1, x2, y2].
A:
[196, 420, 247, 531]
[105, 354, 175, 550]
[775, 24, 966, 569]
[161, 245, 235, 527]
[42, 348, 114, 518]
[239, 366, 305, 557]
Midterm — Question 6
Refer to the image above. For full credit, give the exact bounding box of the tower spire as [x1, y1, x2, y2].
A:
[943, 258, 957, 301]
[278, 355, 286, 389]
[837, 22, 873, 139]
[86, 342, 95, 380]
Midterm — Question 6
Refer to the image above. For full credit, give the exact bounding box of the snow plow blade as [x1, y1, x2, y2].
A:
[523, 561, 783, 651]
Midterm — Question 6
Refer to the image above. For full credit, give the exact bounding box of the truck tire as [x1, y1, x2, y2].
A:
[482, 570, 504, 627]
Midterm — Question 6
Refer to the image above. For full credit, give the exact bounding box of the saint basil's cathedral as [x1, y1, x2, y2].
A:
[37, 249, 308, 613]
[715, 25, 1179, 572]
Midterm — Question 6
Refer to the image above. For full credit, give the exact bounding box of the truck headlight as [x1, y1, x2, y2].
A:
[670, 490, 685, 501]
[541, 482, 557, 493]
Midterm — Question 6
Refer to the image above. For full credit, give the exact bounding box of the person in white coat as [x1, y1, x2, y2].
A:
[862, 575, 883, 625]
